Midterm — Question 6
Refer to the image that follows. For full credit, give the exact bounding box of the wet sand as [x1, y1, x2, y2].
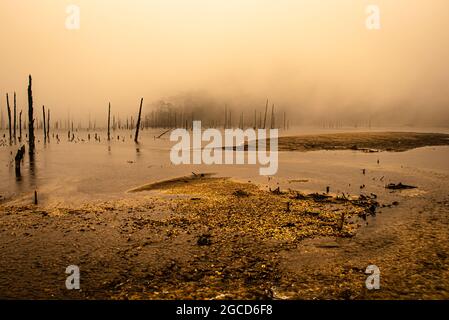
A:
[0, 176, 377, 299]
[1, 174, 448, 299]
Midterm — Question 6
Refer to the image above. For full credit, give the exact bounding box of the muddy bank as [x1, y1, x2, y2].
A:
[1, 173, 448, 300]
[263, 132, 449, 152]
[0, 176, 377, 299]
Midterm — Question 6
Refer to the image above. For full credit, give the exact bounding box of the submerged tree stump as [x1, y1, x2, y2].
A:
[15, 145, 25, 177]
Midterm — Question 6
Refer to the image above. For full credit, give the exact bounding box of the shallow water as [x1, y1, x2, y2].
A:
[1, 128, 449, 207]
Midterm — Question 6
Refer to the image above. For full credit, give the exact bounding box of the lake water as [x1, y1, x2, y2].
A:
[1, 127, 449, 207]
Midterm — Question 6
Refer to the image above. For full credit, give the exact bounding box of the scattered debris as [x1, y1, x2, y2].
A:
[155, 129, 171, 139]
[233, 190, 250, 197]
[269, 187, 283, 195]
[316, 241, 340, 249]
[288, 179, 309, 183]
[282, 222, 295, 228]
[197, 234, 212, 246]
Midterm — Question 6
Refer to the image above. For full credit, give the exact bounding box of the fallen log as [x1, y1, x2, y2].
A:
[385, 182, 417, 190]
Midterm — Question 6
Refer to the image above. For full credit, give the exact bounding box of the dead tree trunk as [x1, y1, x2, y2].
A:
[224, 105, 227, 129]
[263, 99, 268, 129]
[13, 92, 17, 144]
[134, 98, 143, 143]
[28, 75, 35, 155]
[19, 111, 22, 142]
[254, 109, 257, 129]
[283, 111, 286, 130]
[47, 109, 50, 141]
[107, 103, 111, 141]
[42, 106, 47, 143]
[270, 104, 275, 129]
[6, 93, 12, 145]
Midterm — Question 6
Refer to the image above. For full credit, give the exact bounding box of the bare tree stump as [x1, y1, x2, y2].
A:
[134, 98, 143, 143]
[15, 145, 25, 177]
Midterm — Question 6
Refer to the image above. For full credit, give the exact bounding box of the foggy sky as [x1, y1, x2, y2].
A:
[1, 0, 448, 127]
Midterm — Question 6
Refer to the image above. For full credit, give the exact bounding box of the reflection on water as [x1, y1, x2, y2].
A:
[29, 152, 36, 185]
[1, 128, 449, 206]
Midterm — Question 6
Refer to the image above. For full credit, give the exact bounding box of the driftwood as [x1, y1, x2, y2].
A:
[134, 98, 143, 143]
[385, 183, 417, 190]
[155, 129, 171, 139]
